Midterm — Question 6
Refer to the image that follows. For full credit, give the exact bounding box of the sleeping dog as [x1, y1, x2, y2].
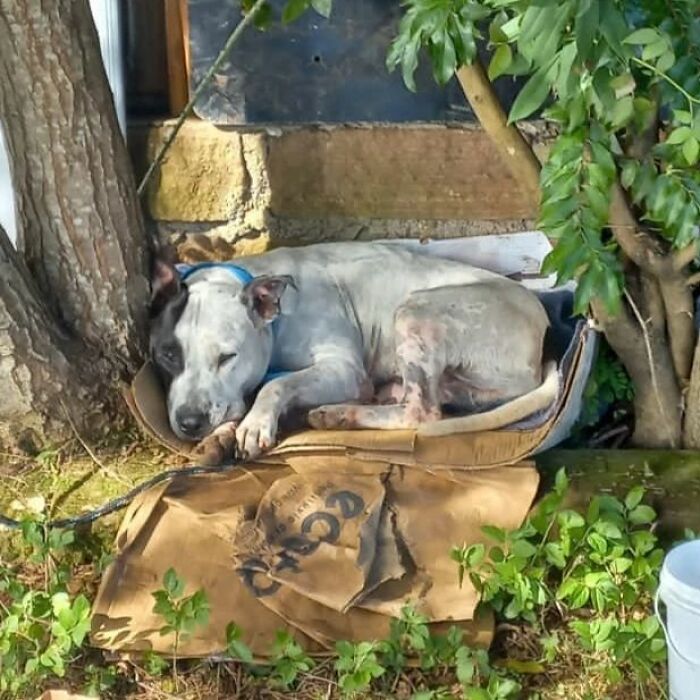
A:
[149, 241, 549, 459]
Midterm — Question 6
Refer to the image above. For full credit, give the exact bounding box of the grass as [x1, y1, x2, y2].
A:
[0, 437, 669, 700]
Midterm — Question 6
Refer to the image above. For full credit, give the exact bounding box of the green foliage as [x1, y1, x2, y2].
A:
[335, 640, 387, 695]
[152, 567, 211, 645]
[335, 618, 521, 698]
[0, 513, 93, 697]
[82, 663, 118, 696]
[143, 650, 169, 677]
[242, 0, 333, 30]
[452, 469, 667, 689]
[386, 0, 489, 90]
[269, 629, 314, 688]
[226, 622, 255, 663]
[151, 568, 210, 688]
[578, 339, 634, 428]
[389, 0, 700, 315]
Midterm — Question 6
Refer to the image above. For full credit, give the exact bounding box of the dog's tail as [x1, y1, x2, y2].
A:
[417, 361, 559, 437]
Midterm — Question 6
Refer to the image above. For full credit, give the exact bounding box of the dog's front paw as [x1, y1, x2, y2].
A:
[193, 421, 238, 465]
[235, 411, 278, 460]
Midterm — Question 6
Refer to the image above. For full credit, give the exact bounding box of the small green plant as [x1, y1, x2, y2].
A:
[269, 629, 314, 688]
[226, 622, 255, 664]
[82, 662, 118, 696]
[452, 469, 667, 694]
[577, 340, 635, 430]
[335, 640, 387, 696]
[142, 650, 169, 677]
[571, 614, 667, 685]
[454, 646, 521, 699]
[151, 567, 210, 688]
[384, 605, 464, 672]
[0, 509, 92, 697]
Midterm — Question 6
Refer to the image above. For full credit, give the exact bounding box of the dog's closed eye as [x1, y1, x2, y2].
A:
[159, 345, 178, 364]
[218, 352, 238, 368]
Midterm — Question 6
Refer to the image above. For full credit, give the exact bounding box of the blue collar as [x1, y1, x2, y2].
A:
[175, 261, 289, 386]
[176, 261, 254, 286]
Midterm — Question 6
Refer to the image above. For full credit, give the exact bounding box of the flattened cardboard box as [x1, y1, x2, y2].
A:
[91, 235, 597, 658]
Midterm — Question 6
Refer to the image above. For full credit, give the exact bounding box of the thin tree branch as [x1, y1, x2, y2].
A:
[137, 0, 266, 196]
[674, 241, 699, 271]
[455, 61, 541, 203]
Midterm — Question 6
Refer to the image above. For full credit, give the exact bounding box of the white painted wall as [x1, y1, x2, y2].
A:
[0, 0, 125, 247]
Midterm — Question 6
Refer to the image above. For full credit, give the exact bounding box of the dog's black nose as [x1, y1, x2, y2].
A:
[176, 410, 208, 438]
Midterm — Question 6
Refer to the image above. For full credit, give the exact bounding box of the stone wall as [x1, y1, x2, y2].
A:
[128, 119, 547, 255]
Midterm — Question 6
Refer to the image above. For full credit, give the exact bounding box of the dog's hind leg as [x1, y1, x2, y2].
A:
[308, 298, 446, 430]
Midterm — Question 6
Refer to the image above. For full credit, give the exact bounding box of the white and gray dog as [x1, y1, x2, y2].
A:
[149, 241, 549, 459]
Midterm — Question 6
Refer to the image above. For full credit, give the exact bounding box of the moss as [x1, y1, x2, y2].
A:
[0, 437, 183, 527]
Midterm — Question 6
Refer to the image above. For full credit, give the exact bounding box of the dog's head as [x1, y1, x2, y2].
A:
[148, 259, 294, 441]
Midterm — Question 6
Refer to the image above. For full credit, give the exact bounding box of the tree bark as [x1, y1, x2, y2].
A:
[591, 274, 682, 448]
[0, 0, 149, 373]
[0, 228, 109, 453]
[0, 0, 151, 449]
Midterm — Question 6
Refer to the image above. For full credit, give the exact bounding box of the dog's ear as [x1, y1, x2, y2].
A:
[241, 275, 296, 327]
[150, 258, 182, 317]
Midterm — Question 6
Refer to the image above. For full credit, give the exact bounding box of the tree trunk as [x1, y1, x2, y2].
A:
[591, 273, 682, 448]
[0, 0, 149, 372]
[0, 0, 150, 449]
[0, 228, 109, 453]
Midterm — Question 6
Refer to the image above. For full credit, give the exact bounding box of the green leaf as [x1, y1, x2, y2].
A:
[587, 185, 611, 221]
[611, 95, 634, 128]
[508, 63, 552, 123]
[594, 520, 622, 539]
[625, 485, 645, 511]
[511, 539, 537, 558]
[253, 3, 273, 30]
[623, 28, 661, 45]
[481, 525, 507, 543]
[629, 505, 656, 525]
[519, 2, 572, 68]
[555, 42, 578, 100]
[488, 44, 513, 81]
[610, 73, 635, 98]
[282, 0, 310, 24]
[455, 646, 476, 685]
[674, 110, 693, 125]
[575, 0, 600, 61]
[656, 50, 675, 73]
[432, 30, 457, 85]
[555, 467, 569, 494]
[163, 568, 184, 598]
[310, 0, 331, 18]
[544, 543, 567, 568]
[401, 36, 420, 93]
[642, 39, 669, 61]
[683, 138, 699, 166]
[610, 557, 633, 574]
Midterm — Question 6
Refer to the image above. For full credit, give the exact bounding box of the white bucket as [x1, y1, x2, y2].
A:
[656, 540, 700, 699]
